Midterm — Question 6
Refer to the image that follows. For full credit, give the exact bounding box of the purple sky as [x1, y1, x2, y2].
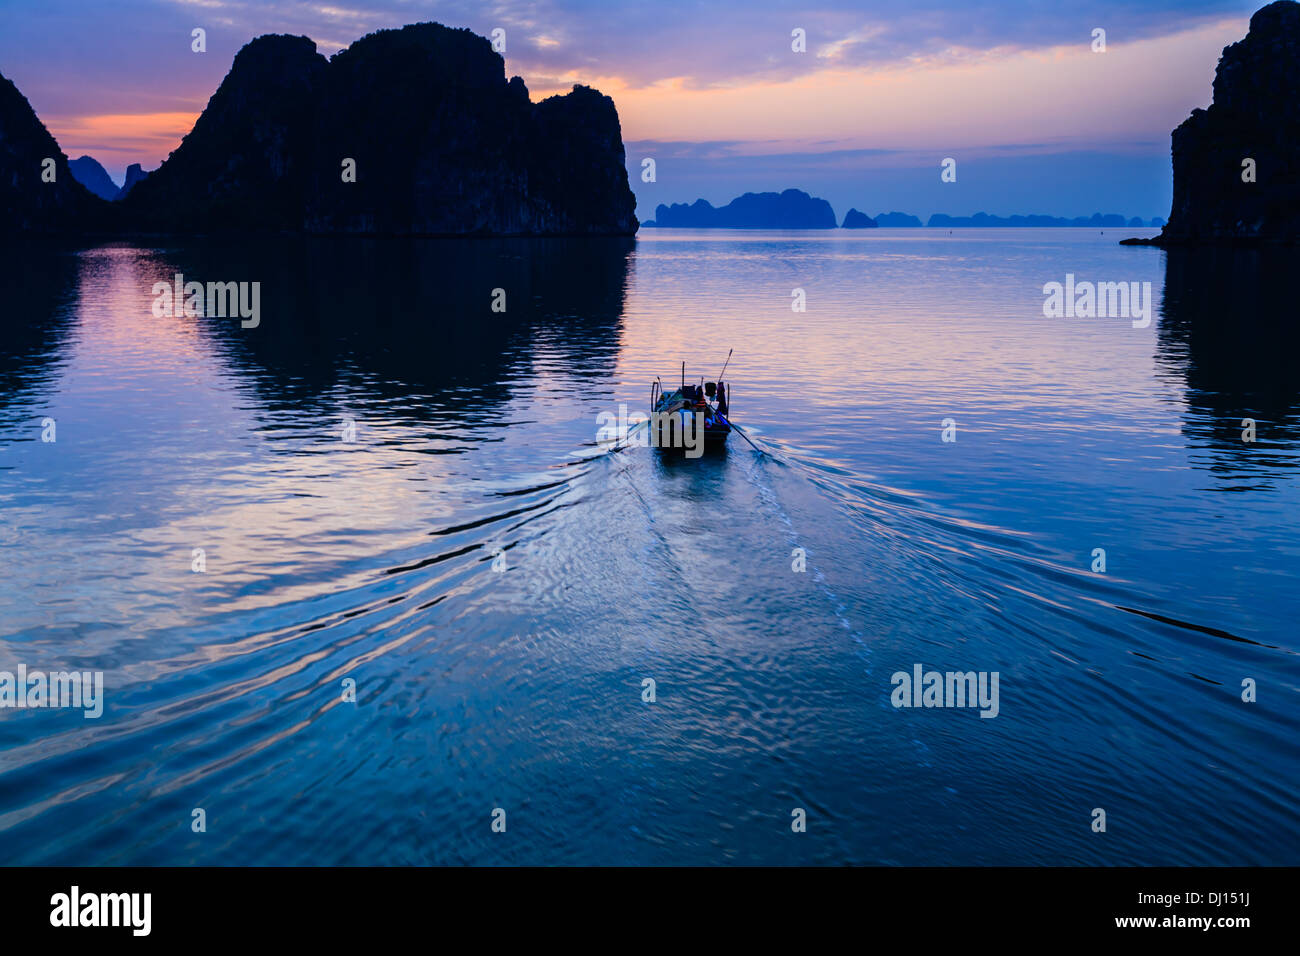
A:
[0, 0, 1263, 219]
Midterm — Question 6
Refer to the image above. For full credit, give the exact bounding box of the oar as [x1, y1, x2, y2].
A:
[713, 410, 768, 456]
[606, 417, 649, 451]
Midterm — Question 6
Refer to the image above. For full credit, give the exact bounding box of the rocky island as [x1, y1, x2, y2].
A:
[642, 189, 837, 228]
[0, 71, 107, 233]
[874, 212, 924, 227]
[1124, 1, 1300, 245]
[842, 208, 878, 228]
[0, 22, 638, 237]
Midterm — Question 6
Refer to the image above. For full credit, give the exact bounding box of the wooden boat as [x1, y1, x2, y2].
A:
[649, 362, 732, 451]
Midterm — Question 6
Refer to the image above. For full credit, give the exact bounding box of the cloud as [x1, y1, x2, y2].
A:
[0, 0, 1256, 191]
[815, 26, 889, 63]
[43, 112, 200, 180]
[138, 0, 1253, 88]
[611, 18, 1243, 155]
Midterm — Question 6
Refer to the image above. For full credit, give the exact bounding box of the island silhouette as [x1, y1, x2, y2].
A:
[1125, 0, 1300, 245]
[639, 194, 1163, 229]
[0, 23, 637, 237]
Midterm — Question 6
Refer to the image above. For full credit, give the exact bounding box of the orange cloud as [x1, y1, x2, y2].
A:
[43, 112, 199, 176]
[535, 18, 1246, 155]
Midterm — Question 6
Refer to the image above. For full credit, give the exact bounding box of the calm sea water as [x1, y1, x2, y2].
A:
[0, 229, 1296, 865]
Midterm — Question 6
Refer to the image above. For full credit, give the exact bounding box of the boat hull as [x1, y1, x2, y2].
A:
[649, 405, 730, 453]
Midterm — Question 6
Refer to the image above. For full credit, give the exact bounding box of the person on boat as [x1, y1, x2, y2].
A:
[716, 381, 728, 418]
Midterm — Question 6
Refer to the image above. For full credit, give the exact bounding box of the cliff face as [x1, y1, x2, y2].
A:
[526, 85, 638, 235]
[123, 34, 326, 232]
[3, 22, 636, 237]
[304, 24, 635, 235]
[308, 24, 516, 234]
[1158, 1, 1300, 243]
[0, 70, 107, 232]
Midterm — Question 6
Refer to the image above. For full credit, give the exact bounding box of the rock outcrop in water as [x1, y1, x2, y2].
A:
[124, 34, 324, 233]
[302, 26, 635, 235]
[68, 156, 120, 201]
[2, 23, 638, 236]
[842, 208, 877, 228]
[0, 70, 108, 232]
[1124, 1, 1300, 245]
[644, 189, 837, 229]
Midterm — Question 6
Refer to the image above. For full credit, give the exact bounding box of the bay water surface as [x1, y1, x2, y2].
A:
[1, 228, 1296, 864]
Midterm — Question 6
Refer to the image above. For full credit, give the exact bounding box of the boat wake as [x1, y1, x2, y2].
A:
[1, 412, 1294, 865]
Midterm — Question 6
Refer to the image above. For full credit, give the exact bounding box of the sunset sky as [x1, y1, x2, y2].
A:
[0, 0, 1261, 220]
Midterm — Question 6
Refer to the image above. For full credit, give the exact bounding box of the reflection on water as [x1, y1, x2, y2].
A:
[1156, 245, 1300, 486]
[0, 230, 1296, 865]
[0, 243, 81, 430]
[181, 237, 634, 414]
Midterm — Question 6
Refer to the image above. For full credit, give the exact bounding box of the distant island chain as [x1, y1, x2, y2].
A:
[639, 192, 1167, 230]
